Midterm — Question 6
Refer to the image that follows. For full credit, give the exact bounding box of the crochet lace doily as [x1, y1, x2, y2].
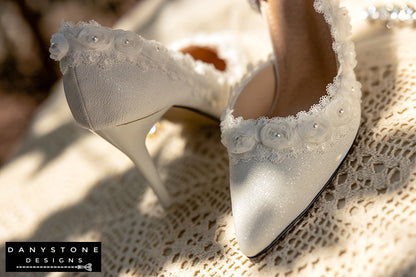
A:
[0, 0, 415, 276]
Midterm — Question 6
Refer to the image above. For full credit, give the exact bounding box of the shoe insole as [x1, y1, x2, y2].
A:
[180, 46, 226, 72]
[233, 0, 337, 119]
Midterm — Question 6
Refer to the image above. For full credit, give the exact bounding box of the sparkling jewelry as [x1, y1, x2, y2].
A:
[363, 5, 416, 29]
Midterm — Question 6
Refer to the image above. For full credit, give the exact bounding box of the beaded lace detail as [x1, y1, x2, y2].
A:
[50, 21, 149, 74]
[220, 0, 362, 164]
[50, 21, 223, 80]
[49, 21, 230, 122]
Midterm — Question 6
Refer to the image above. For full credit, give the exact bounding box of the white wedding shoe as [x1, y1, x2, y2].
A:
[220, 0, 361, 257]
[49, 21, 233, 208]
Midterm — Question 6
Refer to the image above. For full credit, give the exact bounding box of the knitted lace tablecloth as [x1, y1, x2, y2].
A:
[1, 0, 416, 276]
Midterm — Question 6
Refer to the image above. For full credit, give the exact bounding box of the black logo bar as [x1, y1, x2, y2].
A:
[5, 242, 101, 272]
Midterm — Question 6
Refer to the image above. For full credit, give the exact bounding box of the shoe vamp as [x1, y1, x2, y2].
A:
[229, 125, 357, 255]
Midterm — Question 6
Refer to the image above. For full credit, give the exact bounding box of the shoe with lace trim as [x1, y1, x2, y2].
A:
[50, 21, 242, 208]
[220, 0, 361, 257]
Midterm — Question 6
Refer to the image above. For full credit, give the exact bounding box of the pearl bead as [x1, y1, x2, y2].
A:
[313, 123, 319, 129]
[273, 132, 281, 138]
[338, 108, 345, 115]
[124, 39, 130, 45]
[91, 35, 98, 42]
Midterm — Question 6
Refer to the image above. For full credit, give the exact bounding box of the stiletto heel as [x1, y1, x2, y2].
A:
[96, 108, 172, 208]
[50, 21, 234, 207]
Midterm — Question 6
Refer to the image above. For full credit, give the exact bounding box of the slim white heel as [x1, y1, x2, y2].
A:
[96, 108, 172, 208]
[50, 21, 234, 208]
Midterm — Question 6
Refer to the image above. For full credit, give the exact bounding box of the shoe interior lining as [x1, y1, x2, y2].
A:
[180, 46, 226, 72]
[233, 0, 338, 119]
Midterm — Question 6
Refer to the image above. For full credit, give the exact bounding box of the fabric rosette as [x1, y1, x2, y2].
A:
[297, 117, 332, 144]
[222, 126, 258, 154]
[259, 121, 295, 150]
[49, 33, 69, 61]
[77, 25, 113, 50]
[114, 30, 144, 57]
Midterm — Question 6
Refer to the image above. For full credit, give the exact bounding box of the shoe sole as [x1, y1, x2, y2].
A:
[172, 105, 220, 122]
